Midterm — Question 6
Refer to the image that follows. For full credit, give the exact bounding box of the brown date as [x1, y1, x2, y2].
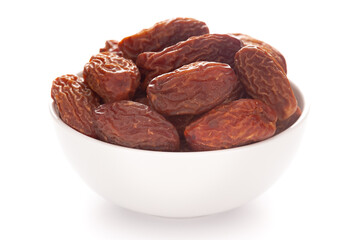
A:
[184, 99, 277, 151]
[276, 106, 302, 134]
[51, 18, 299, 152]
[147, 61, 239, 116]
[94, 101, 180, 151]
[132, 93, 199, 139]
[234, 46, 297, 120]
[51, 74, 101, 138]
[118, 17, 209, 61]
[136, 33, 243, 90]
[83, 52, 140, 103]
[100, 40, 123, 57]
[230, 33, 287, 73]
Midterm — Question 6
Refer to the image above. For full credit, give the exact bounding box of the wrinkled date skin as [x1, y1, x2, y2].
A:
[51, 18, 300, 152]
[234, 46, 297, 120]
[184, 99, 277, 151]
[276, 106, 302, 134]
[230, 33, 287, 73]
[132, 94, 198, 139]
[83, 52, 140, 103]
[118, 17, 209, 61]
[51, 74, 101, 138]
[136, 34, 243, 90]
[100, 40, 123, 57]
[94, 101, 180, 151]
[147, 61, 239, 116]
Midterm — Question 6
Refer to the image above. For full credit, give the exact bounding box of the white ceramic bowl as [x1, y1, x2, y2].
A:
[50, 81, 309, 218]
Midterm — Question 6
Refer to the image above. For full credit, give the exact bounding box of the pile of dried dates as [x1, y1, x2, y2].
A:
[51, 17, 301, 152]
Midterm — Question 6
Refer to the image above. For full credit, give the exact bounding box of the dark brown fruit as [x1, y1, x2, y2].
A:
[118, 17, 209, 61]
[276, 106, 302, 134]
[184, 99, 277, 151]
[136, 33, 243, 90]
[94, 101, 180, 151]
[51, 74, 101, 137]
[147, 61, 239, 116]
[234, 46, 297, 120]
[83, 52, 140, 103]
[100, 40, 123, 57]
[230, 33, 287, 73]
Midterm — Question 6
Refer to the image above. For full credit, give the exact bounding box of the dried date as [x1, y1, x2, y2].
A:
[52, 18, 299, 152]
[136, 34, 243, 90]
[230, 33, 287, 73]
[118, 17, 209, 61]
[100, 40, 123, 57]
[83, 52, 140, 103]
[147, 61, 240, 116]
[276, 106, 302, 134]
[234, 46, 297, 120]
[184, 99, 277, 151]
[51, 74, 101, 137]
[94, 101, 180, 151]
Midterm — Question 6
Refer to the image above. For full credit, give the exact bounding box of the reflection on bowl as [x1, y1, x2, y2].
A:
[50, 81, 309, 218]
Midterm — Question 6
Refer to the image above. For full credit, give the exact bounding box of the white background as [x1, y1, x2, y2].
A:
[1, 0, 359, 239]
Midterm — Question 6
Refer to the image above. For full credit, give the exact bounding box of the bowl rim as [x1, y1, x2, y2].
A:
[50, 80, 309, 156]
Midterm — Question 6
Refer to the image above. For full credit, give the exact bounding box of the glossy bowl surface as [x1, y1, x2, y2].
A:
[50, 81, 309, 218]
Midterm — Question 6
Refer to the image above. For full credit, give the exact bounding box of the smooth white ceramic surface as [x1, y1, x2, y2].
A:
[50, 81, 309, 218]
